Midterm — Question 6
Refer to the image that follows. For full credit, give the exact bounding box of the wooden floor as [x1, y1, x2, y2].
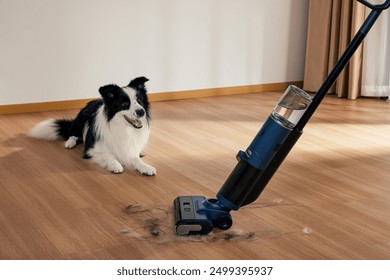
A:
[1, 92, 390, 260]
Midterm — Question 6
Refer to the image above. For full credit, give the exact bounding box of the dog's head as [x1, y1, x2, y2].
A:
[99, 76, 150, 129]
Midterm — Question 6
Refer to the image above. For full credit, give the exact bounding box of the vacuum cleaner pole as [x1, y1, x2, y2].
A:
[174, 0, 390, 235]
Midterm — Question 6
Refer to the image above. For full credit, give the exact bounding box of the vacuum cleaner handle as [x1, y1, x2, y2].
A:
[357, 0, 390, 10]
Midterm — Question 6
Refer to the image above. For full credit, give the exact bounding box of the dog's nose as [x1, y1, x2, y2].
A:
[135, 108, 145, 117]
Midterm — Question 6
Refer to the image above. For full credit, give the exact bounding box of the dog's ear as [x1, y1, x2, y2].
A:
[99, 84, 120, 100]
[128, 76, 149, 89]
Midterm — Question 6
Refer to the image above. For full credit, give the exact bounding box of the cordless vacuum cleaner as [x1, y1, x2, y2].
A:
[174, 0, 390, 236]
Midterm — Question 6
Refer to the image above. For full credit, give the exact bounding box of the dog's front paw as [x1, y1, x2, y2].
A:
[64, 136, 78, 149]
[108, 161, 124, 174]
[137, 164, 156, 176]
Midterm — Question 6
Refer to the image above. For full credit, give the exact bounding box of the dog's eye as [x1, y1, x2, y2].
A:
[137, 98, 143, 105]
[122, 102, 129, 107]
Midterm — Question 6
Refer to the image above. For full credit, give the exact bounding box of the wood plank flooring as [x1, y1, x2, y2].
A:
[1, 92, 390, 259]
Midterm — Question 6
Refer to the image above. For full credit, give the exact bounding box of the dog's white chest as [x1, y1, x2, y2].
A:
[107, 125, 149, 161]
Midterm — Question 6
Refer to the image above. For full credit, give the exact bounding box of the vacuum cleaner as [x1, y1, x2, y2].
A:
[174, 0, 390, 235]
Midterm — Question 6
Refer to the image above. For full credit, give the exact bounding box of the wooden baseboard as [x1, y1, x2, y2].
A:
[0, 81, 302, 115]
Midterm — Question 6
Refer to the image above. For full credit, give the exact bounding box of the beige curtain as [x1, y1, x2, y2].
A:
[303, 0, 366, 99]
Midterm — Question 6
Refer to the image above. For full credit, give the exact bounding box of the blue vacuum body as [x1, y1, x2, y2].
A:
[174, 87, 309, 235]
[174, 0, 390, 235]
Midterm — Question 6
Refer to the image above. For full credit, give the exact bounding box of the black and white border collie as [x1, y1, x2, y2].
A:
[28, 76, 156, 175]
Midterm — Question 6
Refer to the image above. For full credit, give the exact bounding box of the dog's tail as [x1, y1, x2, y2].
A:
[28, 118, 73, 141]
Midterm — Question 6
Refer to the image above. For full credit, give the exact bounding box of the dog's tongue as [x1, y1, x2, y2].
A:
[124, 115, 143, 129]
[132, 119, 142, 128]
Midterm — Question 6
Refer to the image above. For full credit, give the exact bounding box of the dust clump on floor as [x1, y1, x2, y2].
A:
[144, 217, 161, 236]
[121, 204, 168, 240]
[123, 204, 143, 213]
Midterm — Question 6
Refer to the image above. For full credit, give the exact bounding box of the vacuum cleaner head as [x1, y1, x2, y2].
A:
[174, 196, 232, 235]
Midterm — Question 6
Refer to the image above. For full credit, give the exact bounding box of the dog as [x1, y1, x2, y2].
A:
[28, 76, 156, 175]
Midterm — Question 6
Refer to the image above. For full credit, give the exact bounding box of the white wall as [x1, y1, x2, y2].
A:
[0, 0, 309, 105]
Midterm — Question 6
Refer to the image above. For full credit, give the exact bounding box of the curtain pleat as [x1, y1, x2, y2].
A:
[303, 1, 333, 93]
